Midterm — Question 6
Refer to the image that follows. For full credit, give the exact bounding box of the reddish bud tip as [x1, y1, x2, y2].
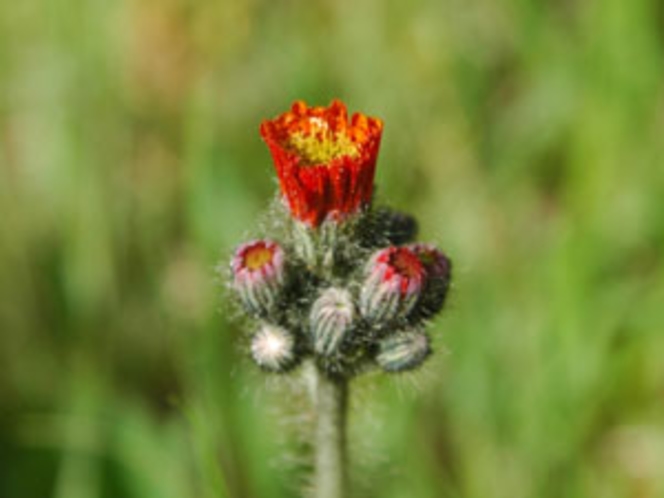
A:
[231, 240, 286, 317]
[359, 246, 425, 325]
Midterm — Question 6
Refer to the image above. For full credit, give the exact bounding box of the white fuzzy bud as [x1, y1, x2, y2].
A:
[251, 324, 297, 372]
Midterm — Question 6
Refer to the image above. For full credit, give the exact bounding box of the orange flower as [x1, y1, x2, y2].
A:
[260, 99, 383, 227]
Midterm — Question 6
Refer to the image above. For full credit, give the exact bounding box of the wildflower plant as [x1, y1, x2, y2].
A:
[227, 100, 452, 498]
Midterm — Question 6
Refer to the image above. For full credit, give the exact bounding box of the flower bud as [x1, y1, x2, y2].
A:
[250, 324, 298, 372]
[372, 207, 419, 245]
[230, 240, 285, 317]
[359, 246, 425, 325]
[310, 287, 355, 357]
[376, 330, 431, 372]
[409, 243, 452, 320]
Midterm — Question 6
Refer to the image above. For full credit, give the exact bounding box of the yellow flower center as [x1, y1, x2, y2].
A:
[285, 117, 359, 166]
[244, 244, 274, 271]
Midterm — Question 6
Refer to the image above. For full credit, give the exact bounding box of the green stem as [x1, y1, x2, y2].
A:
[313, 368, 348, 498]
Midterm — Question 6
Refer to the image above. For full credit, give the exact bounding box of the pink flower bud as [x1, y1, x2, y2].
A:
[359, 246, 425, 325]
[408, 243, 451, 320]
[251, 324, 298, 372]
[310, 287, 355, 357]
[231, 240, 285, 317]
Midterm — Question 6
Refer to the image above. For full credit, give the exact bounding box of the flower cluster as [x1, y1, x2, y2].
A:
[228, 100, 451, 377]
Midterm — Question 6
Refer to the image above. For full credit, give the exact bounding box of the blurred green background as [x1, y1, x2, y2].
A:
[1, 0, 664, 496]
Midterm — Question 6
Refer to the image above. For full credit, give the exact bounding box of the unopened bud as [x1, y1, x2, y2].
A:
[230, 240, 286, 317]
[376, 330, 430, 372]
[310, 287, 355, 356]
[250, 324, 298, 372]
[359, 246, 425, 325]
[409, 243, 451, 320]
[373, 208, 418, 245]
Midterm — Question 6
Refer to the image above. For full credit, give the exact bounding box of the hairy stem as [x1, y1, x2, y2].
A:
[313, 368, 348, 498]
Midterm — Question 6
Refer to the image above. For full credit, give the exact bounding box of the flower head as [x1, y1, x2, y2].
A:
[230, 239, 286, 317]
[368, 207, 419, 246]
[359, 246, 425, 325]
[409, 243, 452, 320]
[376, 330, 431, 372]
[251, 324, 298, 372]
[310, 287, 356, 357]
[260, 99, 383, 227]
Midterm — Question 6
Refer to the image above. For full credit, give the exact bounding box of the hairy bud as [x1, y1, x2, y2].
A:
[409, 243, 452, 320]
[359, 246, 425, 326]
[373, 207, 419, 245]
[251, 324, 298, 372]
[376, 330, 431, 372]
[231, 240, 286, 317]
[310, 287, 355, 357]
